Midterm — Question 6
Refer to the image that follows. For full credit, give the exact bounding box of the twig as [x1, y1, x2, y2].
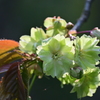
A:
[29, 74, 37, 92]
[71, 0, 94, 31]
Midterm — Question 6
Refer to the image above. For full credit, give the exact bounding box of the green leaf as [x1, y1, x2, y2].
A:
[70, 67, 100, 98]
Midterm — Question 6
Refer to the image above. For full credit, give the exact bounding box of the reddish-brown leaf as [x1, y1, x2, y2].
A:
[0, 39, 23, 68]
[0, 51, 22, 68]
[0, 63, 13, 73]
[0, 39, 19, 55]
[0, 62, 27, 100]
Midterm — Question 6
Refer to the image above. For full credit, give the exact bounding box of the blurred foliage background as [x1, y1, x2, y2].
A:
[0, 0, 100, 100]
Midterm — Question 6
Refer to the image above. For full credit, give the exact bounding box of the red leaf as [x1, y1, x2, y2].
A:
[0, 62, 27, 100]
[0, 63, 12, 73]
[0, 51, 22, 68]
[0, 39, 23, 68]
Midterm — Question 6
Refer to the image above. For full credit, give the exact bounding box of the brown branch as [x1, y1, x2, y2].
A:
[71, 0, 94, 31]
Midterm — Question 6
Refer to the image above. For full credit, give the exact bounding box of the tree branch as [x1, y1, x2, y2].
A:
[71, 0, 94, 31]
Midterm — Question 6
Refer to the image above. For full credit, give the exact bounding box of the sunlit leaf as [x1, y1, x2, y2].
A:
[0, 51, 22, 68]
[0, 39, 22, 68]
[0, 39, 19, 55]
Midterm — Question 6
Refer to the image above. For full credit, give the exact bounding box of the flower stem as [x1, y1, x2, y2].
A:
[29, 74, 37, 92]
[76, 30, 91, 34]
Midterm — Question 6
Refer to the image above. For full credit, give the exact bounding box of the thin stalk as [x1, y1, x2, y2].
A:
[76, 30, 91, 34]
[29, 74, 37, 92]
[27, 77, 30, 100]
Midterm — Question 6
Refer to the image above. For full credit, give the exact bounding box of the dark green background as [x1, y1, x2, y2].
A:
[0, 0, 100, 100]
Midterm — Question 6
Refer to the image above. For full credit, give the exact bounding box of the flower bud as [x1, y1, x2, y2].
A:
[70, 67, 83, 79]
[91, 27, 100, 39]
